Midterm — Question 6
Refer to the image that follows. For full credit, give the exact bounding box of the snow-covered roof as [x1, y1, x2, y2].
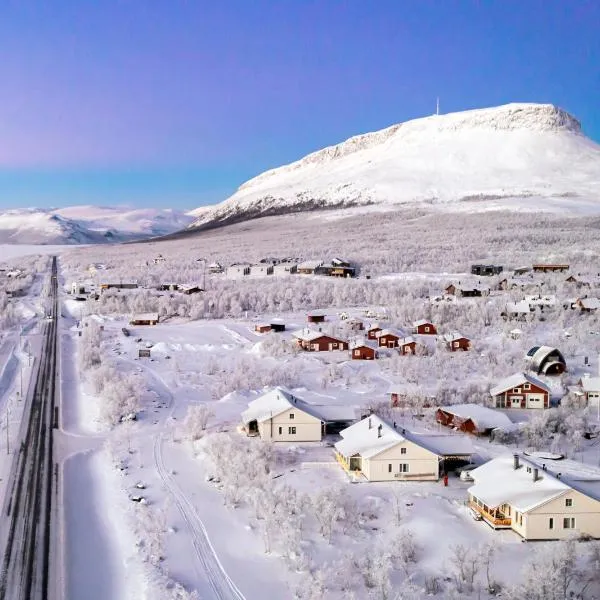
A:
[298, 260, 323, 269]
[578, 297, 600, 310]
[241, 387, 328, 425]
[377, 328, 404, 338]
[399, 336, 416, 346]
[349, 339, 379, 350]
[413, 319, 434, 327]
[442, 332, 468, 343]
[526, 346, 566, 373]
[469, 455, 570, 512]
[580, 376, 600, 393]
[490, 372, 550, 396]
[335, 415, 472, 460]
[292, 328, 342, 342]
[505, 300, 531, 314]
[438, 403, 513, 431]
[131, 313, 159, 321]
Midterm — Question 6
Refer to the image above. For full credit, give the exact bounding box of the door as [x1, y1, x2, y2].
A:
[509, 395, 521, 408]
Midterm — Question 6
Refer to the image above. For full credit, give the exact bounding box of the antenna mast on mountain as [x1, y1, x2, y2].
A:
[436, 97, 440, 116]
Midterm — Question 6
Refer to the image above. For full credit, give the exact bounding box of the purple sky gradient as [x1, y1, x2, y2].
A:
[0, 1, 598, 207]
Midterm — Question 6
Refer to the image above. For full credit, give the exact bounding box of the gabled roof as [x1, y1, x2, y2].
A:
[580, 376, 600, 393]
[377, 328, 404, 338]
[241, 387, 349, 425]
[335, 415, 472, 460]
[292, 328, 343, 342]
[442, 332, 469, 343]
[468, 455, 570, 512]
[438, 403, 513, 431]
[413, 319, 434, 327]
[490, 372, 550, 396]
[399, 336, 416, 346]
[132, 312, 159, 321]
[349, 339, 379, 350]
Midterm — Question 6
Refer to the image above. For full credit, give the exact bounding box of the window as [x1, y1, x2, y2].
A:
[523, 383, 531, 390]
[563, 517, 575, 529]
[278, 427, 282, 434]
[388, 464, 392, 473]
[399, 463, 409, 473]
[549, 518, 554, 530]
[424, 326, 430, 332]
[401, 448, 407, 455]
[331, 342, 337, 348]
[513, 388, 520, 393]
[289, 413, 295, 420]
[565, 498, 573, 507]
[354, 350, 360, 356]
[288, 427, 296, 435]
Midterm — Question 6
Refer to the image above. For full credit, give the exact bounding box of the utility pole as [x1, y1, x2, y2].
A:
[5, 404, 10, 455]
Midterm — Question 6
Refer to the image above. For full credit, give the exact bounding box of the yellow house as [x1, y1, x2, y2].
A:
[241, 387, 325, 442]
[334, 415, 472, 482]
[468, 454, 600, 540]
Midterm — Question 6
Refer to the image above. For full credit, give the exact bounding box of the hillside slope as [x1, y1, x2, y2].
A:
[189, 103, 600, 229]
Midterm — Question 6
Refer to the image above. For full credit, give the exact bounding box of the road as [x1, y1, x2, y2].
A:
[0, 256, 59, 600]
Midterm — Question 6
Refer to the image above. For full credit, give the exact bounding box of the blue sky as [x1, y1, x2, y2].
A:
[0, 1, 598, 209]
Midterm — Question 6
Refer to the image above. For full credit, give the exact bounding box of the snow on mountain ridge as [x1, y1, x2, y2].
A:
[240, 103, 581, 190]
[189, 102, 600, 229]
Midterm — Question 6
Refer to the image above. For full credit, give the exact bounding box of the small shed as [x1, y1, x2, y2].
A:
[270, 322, 286, 332]
[255, 324, 272, 334]
[130, 313, 160, 326]
[138, 348, 151, 358]
[307, 312, 326, 324]
[443, 333, 471, 351]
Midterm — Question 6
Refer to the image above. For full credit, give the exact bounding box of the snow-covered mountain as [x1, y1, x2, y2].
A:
[189, 103, 600, 229]
[0, 206, 195, 244]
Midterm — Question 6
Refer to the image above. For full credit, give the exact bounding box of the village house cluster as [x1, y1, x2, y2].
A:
[225, 257, 356, 279]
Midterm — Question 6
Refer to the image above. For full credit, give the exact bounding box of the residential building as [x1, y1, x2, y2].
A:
[468, 454, 600, 539]
[334, 415, 472, 482]
[412, 319, 437, 335]
[471, 264, 503, 276]
[443, 333, 471, 351]
[297, 260, 323, 275]
[241, 387, 355, 441]
[490, 372, 550, 409]
[580, 375, 600, 409]
[532, 264, 569, 273]
[226, 264, 251, 279]
[376, 328, 404, 348]
[292, 329, 348, 352]
[445, 284, 490, 297]
[577, 297, 600, 312]
[350, 340, 378, 360]
[398, 336, 418, 355]
[436, 404, 513, 435]
[307, 311, 326, 324]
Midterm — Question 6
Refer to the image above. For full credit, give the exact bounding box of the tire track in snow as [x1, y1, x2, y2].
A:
[153, 434, 246, 600]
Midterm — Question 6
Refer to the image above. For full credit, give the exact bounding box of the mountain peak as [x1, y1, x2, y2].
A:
[187, 102, 598, 231]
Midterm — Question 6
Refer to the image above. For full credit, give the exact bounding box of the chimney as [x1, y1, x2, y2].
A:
[377, 424, 383, 438]
[368, 418, 372, 429]
[513, 454, 520, 470]
[533, 468, 539, 482]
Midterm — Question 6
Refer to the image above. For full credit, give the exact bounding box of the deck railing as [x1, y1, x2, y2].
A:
[469, 501, 512, 527]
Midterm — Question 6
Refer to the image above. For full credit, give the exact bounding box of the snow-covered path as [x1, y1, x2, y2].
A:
[153, 434, 247, 600]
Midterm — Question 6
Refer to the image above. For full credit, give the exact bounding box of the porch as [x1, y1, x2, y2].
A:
[469, 499, 512, 529]
[335, 451, 362, 475]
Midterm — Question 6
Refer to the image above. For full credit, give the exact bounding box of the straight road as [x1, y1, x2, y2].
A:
[0, 257, 59, 600]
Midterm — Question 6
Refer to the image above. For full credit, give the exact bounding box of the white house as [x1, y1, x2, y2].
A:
[468, 454, 600, 540]
[241, 387, 355, 442]
[334, 415, 472, 482]
[580, 375, 600, 409]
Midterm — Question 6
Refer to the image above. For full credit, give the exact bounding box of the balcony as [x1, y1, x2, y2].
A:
[469, 501, 512, 529]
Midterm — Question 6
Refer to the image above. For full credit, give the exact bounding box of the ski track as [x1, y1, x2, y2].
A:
[153, 435, 246, 600]
[130, 357, 246, 600]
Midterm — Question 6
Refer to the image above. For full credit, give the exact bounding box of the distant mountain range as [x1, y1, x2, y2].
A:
[187, 103, 600, 231]
[0, 206, 195, 244]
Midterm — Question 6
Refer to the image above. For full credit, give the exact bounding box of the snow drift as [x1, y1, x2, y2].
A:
[189, 103, 600, 229]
